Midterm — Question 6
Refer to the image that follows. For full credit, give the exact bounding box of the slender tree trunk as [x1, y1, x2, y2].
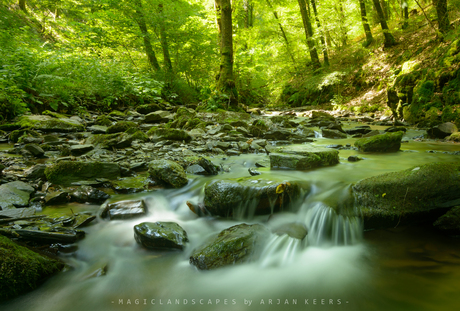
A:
[158, 3, 173, 73]
[297, 0, 321, 69]
[372, 0, 397, 47]
[215, 0, 238, 106]
[266, 0, 297, 67]
[401, 0, 409, 29]
[336, 0, 348, 47]
[433, 0, 450, 34]
[133, 0, 161, 71]
[19, 0, 27, 13]
[244, 0, 254, 28]
[381, 0, 390, 20]
[359, 0, 374, 46]
[310, 0, 329, 66]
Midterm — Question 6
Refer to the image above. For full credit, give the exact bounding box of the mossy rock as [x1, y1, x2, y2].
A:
[129, 130, 149, 142]
[175, 107, 197, 119]
[111, 175, 150, 193]
[0, 123, 21, 131]
[85, 133, 135, 149]
[42, 110, 67, 119]
[424, 107, 441, 123]
[249, 119, 269, 137]
[189, 223, 269, 270]
[354, 162, 460, 229]
[268, 145, 339, 170]
[106, 121, 138, 134]
[148, 160, 188, 188]
[203, 177, 303, 218]
[433, 206, 460, 235]
[95, 115, 112, 126]
[148, 128, 192, 141]
[354, 131, 403, 152]
[45, 161, 120, 186]
[134, 222, 189, 250]
[0, 235, 64, 301]
[447, 132, 460, 142]
[9, 129, 40, 143]
[108, 110, 125, 117]
[136, 104, 163, 114]
[17, 115, 84, 133]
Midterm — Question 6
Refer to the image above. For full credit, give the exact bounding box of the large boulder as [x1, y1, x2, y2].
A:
[433, 206, 460, 235]
[203, 177, 303, 218]
[17, 115, 84, 133]
[0, 235, 64, 301]
[134, 222, 188, 250]
[0, 181, 35, 210]
[353, 162, 460, 229]
[148, 160, 188, 188]
[354, 131, 403, 152]
[267, 145, 339, 170]
[427, 122, 458, 139]
[45, 161, 120, 186]
[189, 224, 269, 270]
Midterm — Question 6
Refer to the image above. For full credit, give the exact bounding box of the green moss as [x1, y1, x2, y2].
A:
[42, 110, 67, 119]
[106, 121, 138, 134]
[148, 159, 188, 188]
[45, 161, 120, 186]
[0, 235, 64, 301]
[95, 115, 112, 126]
[425, 107, 441, 123]
[175, 107, 197, 119]
[149, 128, 192, 141]
[354, 131, 403, 152]
[9, 129, 40, 143]
[447, 132, 460, 142]
[130, 130, 149, 142]
[108, 110, 125, 117]
[17, 116, 84, 133]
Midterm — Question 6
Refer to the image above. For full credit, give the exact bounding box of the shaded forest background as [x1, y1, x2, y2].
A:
[1, 0, 459, 128]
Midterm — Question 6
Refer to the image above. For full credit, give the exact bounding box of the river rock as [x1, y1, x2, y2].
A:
[433, 206, 460, 235]
[427, 122, 458, 139]
[354, 131, 403, 152]
[24, 164, 47, 180]
[101, 199, 147, 220]
[321, 129, 347, 139]
[17, 115, 84, 132]
[149, 160, 188, 188]
[85, 133, 135, 149]
[144, 111, 173, 123]
[106, 121, 138, 134]
[189, 223, 269, 270]
[45, 191, 69, 205]
[353, 162, 460, 229]
[134, 222, 189, 250]
[23, 144, 45, 157]
[264, 129, 292, 140]
[345, 126, 372, 135]
[202, 177, 302, 218]
[137, 103, 163, 114]
[149, 128, 192, 142]
[0, 235, 64, 301]
[45, 161, 120, 186]
[267, 145, 339, 170]
[70, 144, 94, 156]
[87, 125, 108, 134]
[111, 175, 150, 193]
[70, 186, 110, 204]
[0, 181, 35, 210]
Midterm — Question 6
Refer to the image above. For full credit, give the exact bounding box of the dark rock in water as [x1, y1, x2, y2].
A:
[0, 228, 83, 244]
[73, 213, 97, 228]
[248, 168, 261, 176]
[197, 157, 219, 175]
[273, 222, 308, 240]
[326, 144, 342, 149]
[70, 144, 94, 156]
[268, 145, 339, 170]
[134, 222, 189, 250]
[354, 131, 403, 152]
[354, 162, 460, 229]
[226, 149, 241, 156]
[324, 122, 345, 133]
[24, 164, 47, 180]
[203, 177, 303, 218]
[79, 260, 109, 281]
[0, 235, 64, 301]
[186, 164, 207, 175]
[321, 129, 347, 139]
[189, 223, 269, 270]
[347, 155, 363, 162]
[45, 161, 120, 186]
[23, 144, 45, 158]
[70, 186, 110, 204]
[311, 111, 335, 121]
[264, 129, 292, 140]
[0, 181, 35, 209]
[384, 126, 407, 133]
[345, 126, 372, 135]
[427, 122, 458, 139]
[149, 159, 188, 188]
[85, 133, 135, 149]
[45, 191, 69, 205]
[101, 199, 147, 220]
[433, 206, 460, 235]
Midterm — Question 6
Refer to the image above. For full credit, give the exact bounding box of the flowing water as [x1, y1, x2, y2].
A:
[2, 125, 460, 311]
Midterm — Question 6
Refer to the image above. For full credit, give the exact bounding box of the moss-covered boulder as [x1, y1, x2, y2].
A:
[17, 115, 84, 133]
[134, 222, 188, 250]
[447, 132, 460, 142]
[321, 129, 347, 139]
[95, 115, 112, 126]
[189, 223, 269, 270]
[203, 177, 303, 218]
[9, 129, 40, 143]
[427, 122, 458, 139]
[106, 121, 138, 134]
[268, 145, 339, 170]
[144, 111, 173, 124]
[354, 131, 403, 152]
[433, 206, 460, 236]
[353, 162, 460, 229]
[0, 235, 64, 301]
[85, 132, 137, 149]
[148, 128, 192, 141]
[148, 160, 188, 188]
[45, 161, 120, 186]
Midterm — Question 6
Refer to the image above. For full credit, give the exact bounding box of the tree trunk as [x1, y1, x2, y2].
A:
[244, 0, 254, 28]
[133, 0, 161, 71]
[380, 0, 390, 20]
[433, 0, 450, 34]
[297, 0, 321, 69]
[266, 0, 297, 67]
[359, 0, 374, 46]
[336, 0, 348, 47]
[402, 0, 409, 29]
[19, 0, 27, 13]
[372, 0, 397, 47]
[215, 0, 238, 106]
[310, 0, 329, 66]
[158, 3, 173, 73]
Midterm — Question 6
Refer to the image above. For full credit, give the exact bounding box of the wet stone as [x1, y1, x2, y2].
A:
[70, 144, 94, 156]
[23, 144, 45, 158]
[348, 155, 363, 162]
[102, 199, 147, 220]
[186, 164, 207, 175]
[45, 191, 69, 205]
[24, 164, 47, 180]
[134, 221, 189, 250]
[0, 181, 35, 210]
[70, 186, 110, 204]
[273, 222, 308, 240]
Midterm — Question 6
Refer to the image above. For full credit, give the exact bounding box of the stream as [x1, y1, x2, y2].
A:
[2, 123, 460, 311]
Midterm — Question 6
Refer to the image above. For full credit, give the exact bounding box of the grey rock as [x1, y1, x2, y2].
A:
[0, 181, 35, 209]
[134, 221, 188, 250]
[23, 144, 45, 157]
[70, 144, 94, 156]
[101, 199, 147, 220]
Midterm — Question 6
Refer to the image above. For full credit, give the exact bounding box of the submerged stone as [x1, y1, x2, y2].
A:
[268, 145, 339, 170]
[0, 235, 64, 301]
[149, 160, 188, 188]
[189, 223, 269, 270]
[354, 131, 403, 152]
[134, 222, 188, 250]
[45, 161, 120, 186]
[353, 162, 460, 229]
[203, 177, 303, 218]
[433, 206, 460, 236]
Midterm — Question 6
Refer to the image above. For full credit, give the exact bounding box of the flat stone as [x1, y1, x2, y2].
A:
[23, 144, 45, 157]
[87, 125, 108, 134]
[0, 181, 35, 209]
[101, 199, 147, 220]
[268, 145, 339, 170]
[70, 144, 94, 156]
